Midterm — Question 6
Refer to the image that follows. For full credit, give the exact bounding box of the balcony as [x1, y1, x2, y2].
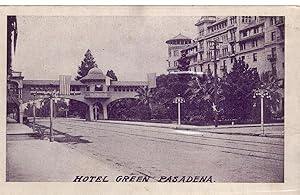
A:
[70, 91, 81, 95]
[186, 52, 197, 58]
[227, 51, 236, 56]
[277, 36, 284, 43]
[11, 71, 23, 78]
[267, 54, 277, 62]
[84, 91, 110, 99]
[228, 36, 236, 43]
[198, 46, 204, 52]
[227, 23, 237, 29]
[275, 17, 284, 27]
[240, 31, 264, 42]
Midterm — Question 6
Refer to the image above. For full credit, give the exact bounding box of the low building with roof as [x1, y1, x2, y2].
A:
[8, 67, 156, 123]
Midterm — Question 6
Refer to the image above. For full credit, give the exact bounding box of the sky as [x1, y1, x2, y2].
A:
[14, 16, 199, 81]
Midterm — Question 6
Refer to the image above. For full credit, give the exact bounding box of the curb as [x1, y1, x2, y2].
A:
[96, 120, 284, 138]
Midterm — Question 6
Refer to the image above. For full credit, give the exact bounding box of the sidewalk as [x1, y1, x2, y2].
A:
[6, 122, 125, 182]
[94, 119, 284, 138]
[7, 119, 35, 135]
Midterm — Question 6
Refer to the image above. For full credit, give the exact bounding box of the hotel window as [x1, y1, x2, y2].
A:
[272, 63, 277, 76]
[253, 53, 257, 62]
[252, 40, 258, 47]
[241, 56, 245, 61]
[231, 57, 234, 63]
[242, 31, 247, 37]
[270, 17, 275, 25]
[271, 31, 276, 41]
[194, 67, 197, 72]
[254, 27, 259, 34]
[240, 43, 246, 51]
[95, 85, 103, 91]
[86, 86, 90, 91]
[272, 47, 276, 56]
[174, 50, 179, 56]
[168, 51, 171, 57]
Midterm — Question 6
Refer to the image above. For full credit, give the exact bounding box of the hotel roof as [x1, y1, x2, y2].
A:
[166, 33, 191, 44]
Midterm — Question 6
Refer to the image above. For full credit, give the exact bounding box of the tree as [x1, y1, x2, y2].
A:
[223, 59, 261, 121]
[106, 70, 118, 81]
[151, 73, 193, 120]
[177, 52, 190, 71]
[135, 86, 153, 119]
[185, 73, 225, 124]
[259, 71, 284, 120]
[7, 16, 18, 78]
[75, 49, 98, 80]
[107, 98, 141, 120]
[68, 99, 88, 119]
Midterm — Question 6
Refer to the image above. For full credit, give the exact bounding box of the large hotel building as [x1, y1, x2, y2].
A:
[166, 16, 285, 80]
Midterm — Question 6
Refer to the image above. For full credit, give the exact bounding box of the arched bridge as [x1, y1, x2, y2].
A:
[8, 68, 156, 123]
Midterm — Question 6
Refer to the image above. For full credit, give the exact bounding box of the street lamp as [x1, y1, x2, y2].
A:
[47, 84, 59, 142]
[253, 86, 271, 135]
[32, 92, 37, 132]
[173, 94, 185, 126]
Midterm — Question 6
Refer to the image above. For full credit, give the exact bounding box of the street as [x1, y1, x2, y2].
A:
[32, 118, 283, 182]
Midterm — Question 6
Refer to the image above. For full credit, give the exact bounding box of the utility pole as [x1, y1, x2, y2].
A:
[178, 101, 181, 125]
[48, 87, 58, 142]
[49, 96, 54, 142]
[209, 40, 223, 127]
[32, 93, 36, 132]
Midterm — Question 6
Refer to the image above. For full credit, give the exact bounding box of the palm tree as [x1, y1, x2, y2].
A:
[186, 74, 225, 109]
[185, 74, 225, 122]
[135, 86, 153, 118]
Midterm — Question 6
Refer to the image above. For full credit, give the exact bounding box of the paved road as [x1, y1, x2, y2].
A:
[35, 118, 284, 182]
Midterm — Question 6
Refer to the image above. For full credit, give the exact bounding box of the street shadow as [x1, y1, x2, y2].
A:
[52, 130, 92, 144]
[29, 123, 92, 144]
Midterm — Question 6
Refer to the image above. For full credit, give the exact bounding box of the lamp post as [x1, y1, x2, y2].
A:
[173, 94, 185, 126]
[253, 87, 270, 135]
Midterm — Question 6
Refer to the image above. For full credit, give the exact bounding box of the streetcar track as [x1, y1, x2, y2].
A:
[35, 122, 283, 160]
[56, 121, 284, 153]
[60, 120, 284, 147]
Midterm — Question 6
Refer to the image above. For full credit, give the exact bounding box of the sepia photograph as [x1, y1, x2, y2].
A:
[6, 15, 285, 183]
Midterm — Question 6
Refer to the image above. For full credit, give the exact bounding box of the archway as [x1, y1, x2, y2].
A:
[22, 97, 89, 120]
[7, 102, 19, 122]
[92, 102, 104, 120]
[7, 80, 21, 122]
